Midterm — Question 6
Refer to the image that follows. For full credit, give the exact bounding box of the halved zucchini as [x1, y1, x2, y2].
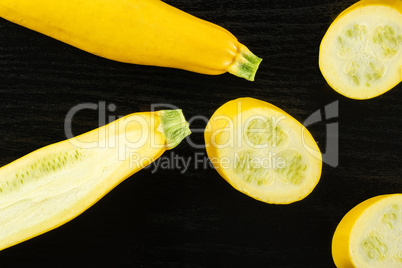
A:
[0, 109, 191, 251]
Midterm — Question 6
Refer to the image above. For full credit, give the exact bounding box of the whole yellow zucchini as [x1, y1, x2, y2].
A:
[0, 0, 262, 81]
[0, 109, 191, 251]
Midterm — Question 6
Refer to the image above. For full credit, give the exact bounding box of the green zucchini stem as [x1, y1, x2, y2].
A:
[159, 109, 191, 149]
[227, 44, 262, 81]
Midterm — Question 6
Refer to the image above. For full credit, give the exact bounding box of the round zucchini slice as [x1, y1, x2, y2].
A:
[205, 98, 322, 204]
[332, 194, 402, 267]
[320, 0, 402, 99]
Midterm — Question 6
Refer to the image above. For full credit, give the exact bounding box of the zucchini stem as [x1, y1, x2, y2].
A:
[227, 44, 262, 81]
[159, 109, 191, 149]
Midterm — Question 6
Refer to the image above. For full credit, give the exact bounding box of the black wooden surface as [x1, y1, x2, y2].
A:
[0, 0, 401, 267]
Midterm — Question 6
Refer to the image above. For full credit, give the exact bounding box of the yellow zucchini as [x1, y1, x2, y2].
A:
[332, 194, 402, 267]
[204, 98, 322, 204]
[0, 109, 191, 251]
[0, 0, 262, 81]
[319, 0, 402, 99]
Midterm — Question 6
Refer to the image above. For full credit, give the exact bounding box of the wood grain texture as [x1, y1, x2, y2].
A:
[0, 0, 401, 266]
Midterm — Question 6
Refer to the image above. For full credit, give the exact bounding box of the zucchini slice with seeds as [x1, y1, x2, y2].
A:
[204, 98, 322, 204]
[332, 194, 402, 267]
[319, 0, 402, 99]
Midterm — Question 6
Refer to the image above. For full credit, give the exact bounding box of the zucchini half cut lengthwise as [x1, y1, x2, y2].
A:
[0, 109, 191, 251]
[319, 0, 402, 99]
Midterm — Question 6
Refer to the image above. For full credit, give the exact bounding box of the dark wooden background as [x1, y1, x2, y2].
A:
[0, 0, 401, 267]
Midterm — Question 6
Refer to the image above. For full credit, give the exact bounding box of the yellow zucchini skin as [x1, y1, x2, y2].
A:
[0, 109, 190, 251]
[0, 0, 262, 81]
